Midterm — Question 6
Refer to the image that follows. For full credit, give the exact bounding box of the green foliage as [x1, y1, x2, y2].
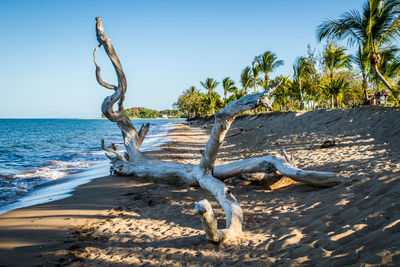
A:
[322, 43, 352, 78]
[125, 107, 160, 118]
[317, 0, 400, 91]
[226, 88, 245, 104]
[338, 72, 364, 107]
[200, 78, 220, 115]
[251, 62, 262, 93]
[159, 109, 186, 118]
[374, 46, 400, 87]
[293, 56, 315, 81]
[174, 86, 203, 118]
[172, 1, 400, 115]
[322, 77, 350, 100]
[222, 77, 237, 103]
[124, 107, 185, 119]
[271, 76, 293, 111]
[254, 51, 284, 86]
[240, 66, 253, 94]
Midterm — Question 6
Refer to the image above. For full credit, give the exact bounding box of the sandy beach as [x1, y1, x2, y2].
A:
[1, 107, 400, 266]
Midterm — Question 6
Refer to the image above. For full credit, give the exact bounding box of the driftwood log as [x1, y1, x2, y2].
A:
[94, 17, 340, 244]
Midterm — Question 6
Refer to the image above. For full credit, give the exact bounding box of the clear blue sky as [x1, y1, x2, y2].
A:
[0, 0, 364, 118]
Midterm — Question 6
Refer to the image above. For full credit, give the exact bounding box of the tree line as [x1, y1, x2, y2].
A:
[174, 0, 400, 118]
[124, 107, 185, 118]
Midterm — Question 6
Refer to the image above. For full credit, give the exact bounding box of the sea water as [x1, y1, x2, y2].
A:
[0, 118, 182, 213]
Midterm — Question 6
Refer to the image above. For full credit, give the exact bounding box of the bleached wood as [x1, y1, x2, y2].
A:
[195, 199, 223, 242]
[214, 155, 339, 187]
[94, 17, 141, 160]
[199, 80, 282, 172]
[275, 142, 294, 166]
[138, 123, 150, 147]
[195, 172, 243, 243]
[93, 17, 341, 244]
[101, 139, 127, 162]
[112, 159, 197, 185]
[93, 45, 115, 90]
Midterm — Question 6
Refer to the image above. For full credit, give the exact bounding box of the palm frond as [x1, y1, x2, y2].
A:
[240, 66, 253, 90]
[254, 50, 284, 74]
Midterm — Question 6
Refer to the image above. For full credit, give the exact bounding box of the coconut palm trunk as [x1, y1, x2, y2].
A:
[330, 72, 334, 108]
[371, 54, 393, 92]
[224, 90, 227, 103]
[298, 78, 305, 110]
[200, 78, 219, 115]
[362, 76, 368, 100]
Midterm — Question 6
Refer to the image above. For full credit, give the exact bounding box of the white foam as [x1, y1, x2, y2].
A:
[0, 121, 178, 211]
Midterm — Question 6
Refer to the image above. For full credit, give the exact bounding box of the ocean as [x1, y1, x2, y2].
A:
[0, 118, 182, 213]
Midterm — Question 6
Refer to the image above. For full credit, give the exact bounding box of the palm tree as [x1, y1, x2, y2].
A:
[373, 46, 400, 86]
[317, 0, 400, 92]
[293, 56, 315, 109]
[222, 77, 237, 104]
[254, 51, 284, 86]
[271, 76, 291, 111]
[251, 61, 261, 93]
[187, 86, 198, 95]
[323, 43, 352, 79]
[322, 43, 352, 107]
[240, 66, 253, 95]
[371, 46, 400, 103]
[226, 88, 245, 104]
[353, 45, 371, 100]
[200, 78, 219, 115]
[321, 76, 351, 108]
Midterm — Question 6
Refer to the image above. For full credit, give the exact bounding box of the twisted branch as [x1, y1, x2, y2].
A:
[93, 44, 115, 90]
[214, 155, 338, 187]
[199, 80, 282, 172]
[138, 123, 150, 147]
[101, 139, 127, 162]
[94, 17, 141, 158]
[195, 80, 282, 243]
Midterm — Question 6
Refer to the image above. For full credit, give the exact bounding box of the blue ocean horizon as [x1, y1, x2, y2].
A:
[0, 118, 183, 212]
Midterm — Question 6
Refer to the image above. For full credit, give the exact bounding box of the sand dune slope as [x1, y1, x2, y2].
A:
[73, 107, 400, 266]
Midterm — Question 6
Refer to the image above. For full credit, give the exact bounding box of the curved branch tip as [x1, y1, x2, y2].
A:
[101, 139, 127, 162]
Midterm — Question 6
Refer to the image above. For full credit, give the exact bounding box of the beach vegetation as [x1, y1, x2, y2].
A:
[251, 61, 262, 93]
[293, 56, 317, 109]
[222, 77, 237, 103]
[172, 0, 400, 115]
[317, 0, 400, 94]
[200, 78, 220, 115]
[124, 107, 185, 119]
[240, 66, 253, 95]
[321, 43, 353, 107]
[173, 86, 203, 118]
[253, 50, 284, 87]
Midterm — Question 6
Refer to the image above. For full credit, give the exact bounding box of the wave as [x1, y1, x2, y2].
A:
[0, 154, 102, 206]
[0, 119, 178, 207]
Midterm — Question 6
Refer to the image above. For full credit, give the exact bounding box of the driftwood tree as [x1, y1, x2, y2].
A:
[94, 17, 340, 244]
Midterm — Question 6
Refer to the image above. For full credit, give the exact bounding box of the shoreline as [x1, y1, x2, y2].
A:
[0, 120, 177, 216]
[0, 174, 132, 265]
[1, 108, 400, 265]
[0, 162, 109, 216]
[0, 123, 195, 266]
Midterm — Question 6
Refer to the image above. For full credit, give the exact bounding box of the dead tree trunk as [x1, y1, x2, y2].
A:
[93, 17, 341, 244]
